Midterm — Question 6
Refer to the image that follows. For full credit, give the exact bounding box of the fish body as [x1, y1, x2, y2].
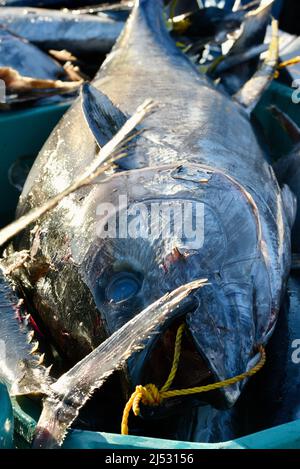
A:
[0, 7, 124, 56]
[14, 0, 292, 417]
[0, 27, 65, 79]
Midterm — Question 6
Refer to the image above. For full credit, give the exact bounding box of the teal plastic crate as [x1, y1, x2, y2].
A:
[10, 394, 300, 449]
[1, 80, 300, 449]
[0, 385, 14, 449]
[0, 102, 70, 227]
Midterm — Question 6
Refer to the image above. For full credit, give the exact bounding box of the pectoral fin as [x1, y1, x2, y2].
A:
[82, 83, 127, 148]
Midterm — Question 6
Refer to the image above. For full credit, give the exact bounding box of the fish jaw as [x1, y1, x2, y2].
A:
[127, 279, 261, 415]
[0, 264, 52, 397]
[32, 280, 206, 449]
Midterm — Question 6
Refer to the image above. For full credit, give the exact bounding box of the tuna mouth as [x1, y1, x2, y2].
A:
[142, 318, 213, 393]
[127, 298, 224, 417]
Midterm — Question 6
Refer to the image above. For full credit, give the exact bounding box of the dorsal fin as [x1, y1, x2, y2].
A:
[234, 17, 278, 113]
[81, 82, 127, 148]
[270, 105, 300, 144]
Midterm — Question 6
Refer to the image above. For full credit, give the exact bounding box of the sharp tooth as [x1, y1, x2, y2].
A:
[37, 353, 45, 365]
[28, 330, 35, 343]
[46, 365, 53, 376]
[30, 341, 39, 354]
[25, 314, 31, 323]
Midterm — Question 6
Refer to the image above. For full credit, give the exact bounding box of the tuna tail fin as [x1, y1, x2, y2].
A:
[234, 17, 278, 113]
[270, 105, 300, 144]
[217, 0, 274, 95]
[82, 83, 127, 148]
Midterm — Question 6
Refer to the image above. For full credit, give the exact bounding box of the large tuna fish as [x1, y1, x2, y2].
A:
[13, 0, 293, 437]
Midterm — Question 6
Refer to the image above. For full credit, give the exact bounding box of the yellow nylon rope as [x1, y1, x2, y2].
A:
[121, 324, 266, 435]
[274, 56, 300, 78]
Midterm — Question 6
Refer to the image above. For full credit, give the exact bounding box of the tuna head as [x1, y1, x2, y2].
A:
[60, 162, 270, 413]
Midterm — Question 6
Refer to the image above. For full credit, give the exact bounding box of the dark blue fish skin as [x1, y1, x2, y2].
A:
[0, 7, 124, 56]
[14, 0, 291, 417]
[0, 27, 65, 79]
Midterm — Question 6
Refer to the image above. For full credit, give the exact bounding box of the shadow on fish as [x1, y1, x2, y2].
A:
[235, 273, 300, 434]
[0, 0, 294, 447]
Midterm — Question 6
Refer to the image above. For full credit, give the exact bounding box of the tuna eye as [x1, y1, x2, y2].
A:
[106, 272, 141, 304]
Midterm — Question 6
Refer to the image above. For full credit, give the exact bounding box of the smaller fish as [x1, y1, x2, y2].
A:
[0, 27, 81, 105]
[73, 1, 132, 22]
[0, 27, 65, 81]
[0, 7, 125, 57]
[216, 0, 275, 95]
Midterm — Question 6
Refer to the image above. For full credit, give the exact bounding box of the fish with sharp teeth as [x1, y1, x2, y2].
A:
[8, 0, 294, 443]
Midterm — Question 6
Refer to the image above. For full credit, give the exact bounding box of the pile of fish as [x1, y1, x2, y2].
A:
[0, 2, 130, 106]
[0, 0, 294, 107]
[0, 0, 300, 450]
